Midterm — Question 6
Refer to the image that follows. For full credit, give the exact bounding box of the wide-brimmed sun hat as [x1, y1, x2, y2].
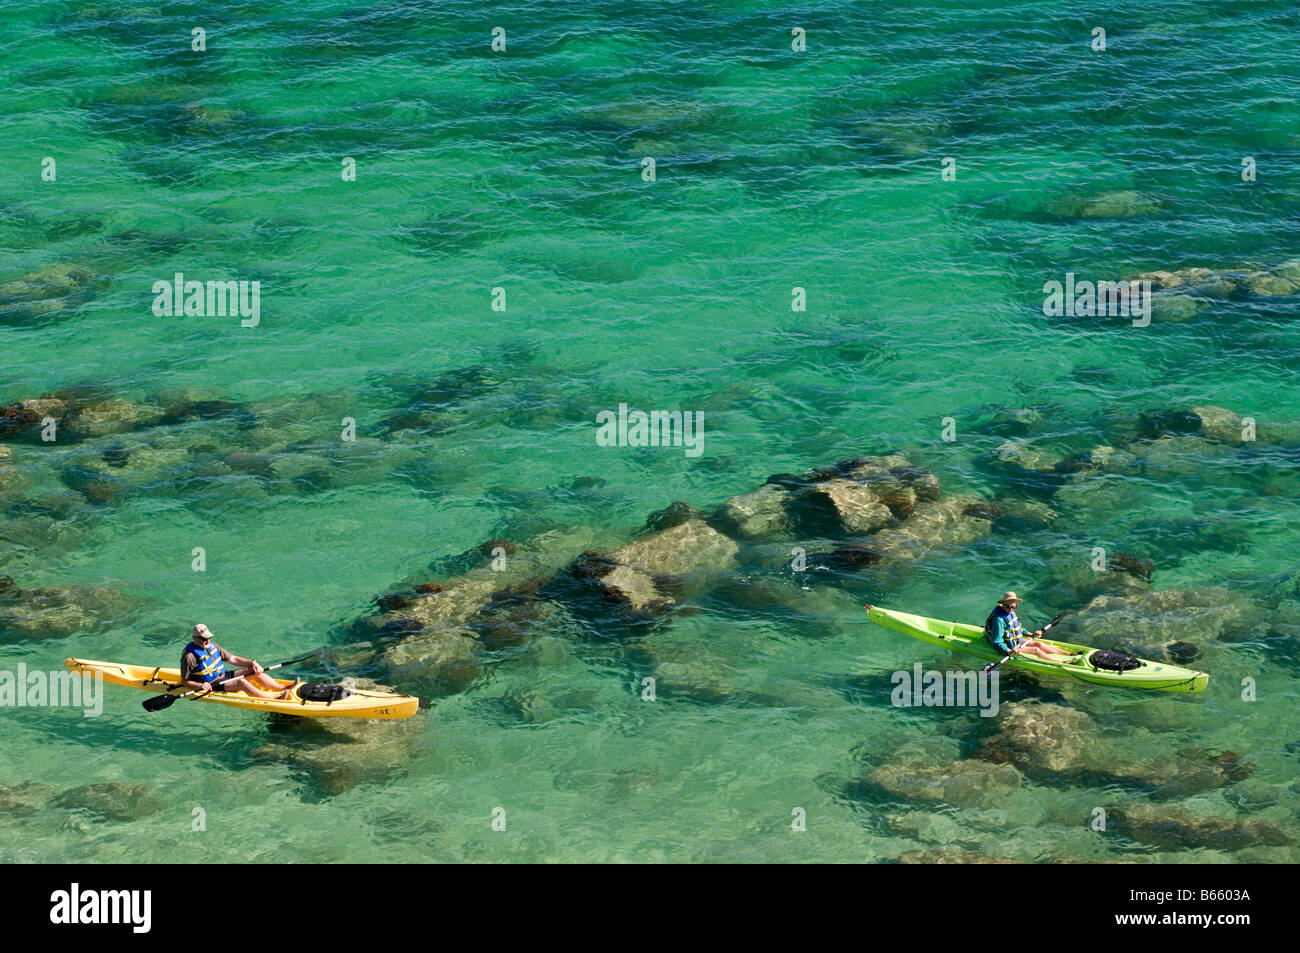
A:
[999, 591, 1023, 606]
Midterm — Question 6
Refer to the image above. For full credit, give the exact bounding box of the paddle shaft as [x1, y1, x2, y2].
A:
[187, 652, 316, 695]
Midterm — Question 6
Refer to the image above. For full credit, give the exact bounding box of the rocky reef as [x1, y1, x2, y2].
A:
[249, 688, 428, 798]
[0, 575, 139, 640]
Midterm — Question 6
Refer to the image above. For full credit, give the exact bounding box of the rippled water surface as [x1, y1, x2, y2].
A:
[1, 1, 1298, 862]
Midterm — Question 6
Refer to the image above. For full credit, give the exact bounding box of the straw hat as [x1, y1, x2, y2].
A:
[999, 591, 1022, 606]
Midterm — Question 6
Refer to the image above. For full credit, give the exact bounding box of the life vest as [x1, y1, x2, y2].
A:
[185, 641, 226, 682]
[984, 607, 1024, 649]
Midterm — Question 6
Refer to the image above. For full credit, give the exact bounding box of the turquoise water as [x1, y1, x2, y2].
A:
[2, 1, 1298, 862]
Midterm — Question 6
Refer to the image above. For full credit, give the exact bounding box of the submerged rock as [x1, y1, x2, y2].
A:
[1110, 553, 1154, 584]
[888, 734, 964, 766]
[349, 527, 606, 691]
[1047, 190, 1164, 220]
[580, 519, 739, 615]
[597, 564, 668, 612]
[159, 398, 256, 428]
[882, 811, 971, 845]
[714, 483, 793, 539]
[961, 501, 1002, 521]
[865, 495, 994, 562]
[358, 580, 503, 637]
[1137, 410, 1205, 440]
[985, 407, 1043, 438]
[58, 465, 124, 505]
[1131, 260, 1300, 305]
[989, 439, 1061, 473]
[54, 782, 167, 821]
[0, 780, 55, 816]
[376, 366, 502, 432]
[841, 457, 941, 501]
[1130, 266, 1250, 297]
[1110, 803, 1291, 852]
[710, 574, 811, 610]
[1054, 445, 1124, 475]
[570, 551, 618, 580]
[644, 653, 739, 703]
[0, 264, 109, 324]
[856, 759, 1023, 809]
[1111, 638, 1203, 667]
[801, 478, 896, 531]
[379, 407, 447, 436]
[61, 398, 164, 438]
[101, 444, 131, 468]
[768, 455, 941, 537]
[249, 700, 426, 797]
[981, 703, 1251, 798]
[1246, 271, 1300, 296]
[0, 577, 138, 640]
[1136, 750, 1254, 799]
[976, 702, 1105, 778]
[805, 546, 881, 572]
[644, 501, 698, 532]
[1189, 405, 1247, 443]
[1151, 293, 1208, 321]
[992, 499, 1058, 531]
[1070, 587, 1255, 645]
[0, 398, 67, 439]
[373, 627, 481, 696]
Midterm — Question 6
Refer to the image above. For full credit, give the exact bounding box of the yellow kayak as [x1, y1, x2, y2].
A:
[65, 658, 419, 719]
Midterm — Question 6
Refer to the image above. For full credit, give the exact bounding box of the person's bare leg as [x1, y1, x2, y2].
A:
[249, 670, 285, 691]
[216, 676, 278, 699]
[1019, 644, 1070, 662]
[228, 668, 295, 698]
[1023, 639, 1074, 658]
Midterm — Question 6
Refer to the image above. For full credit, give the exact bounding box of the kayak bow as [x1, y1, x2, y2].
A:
[864, 605, 1209, 693]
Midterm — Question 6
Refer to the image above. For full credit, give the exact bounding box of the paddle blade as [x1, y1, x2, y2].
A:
[142, 693, 179, 712]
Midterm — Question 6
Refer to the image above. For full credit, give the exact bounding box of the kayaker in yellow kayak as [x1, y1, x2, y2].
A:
[985, 592, 1079, 662]
[180, 624, 301, 699]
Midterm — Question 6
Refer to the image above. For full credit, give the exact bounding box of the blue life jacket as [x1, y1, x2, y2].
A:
[185, 641, 226, 683]
[984, 607, 1024, 653]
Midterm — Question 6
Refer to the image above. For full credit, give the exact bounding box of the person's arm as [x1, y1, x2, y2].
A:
[224, 647, 263, 673]
[993, 616, 1014, 654]
[217, 644, 250, 668]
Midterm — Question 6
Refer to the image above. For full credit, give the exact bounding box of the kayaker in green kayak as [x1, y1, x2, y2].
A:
[985, 592, 1079, 663]
[180, 624, 301, 699]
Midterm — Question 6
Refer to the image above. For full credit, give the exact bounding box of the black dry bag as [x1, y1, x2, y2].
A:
[299, 682, 353, 703]
[1089, 650, 1141, 672]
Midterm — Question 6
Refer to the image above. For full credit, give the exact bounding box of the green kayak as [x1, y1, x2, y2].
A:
[865, 604, 1209, 693]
